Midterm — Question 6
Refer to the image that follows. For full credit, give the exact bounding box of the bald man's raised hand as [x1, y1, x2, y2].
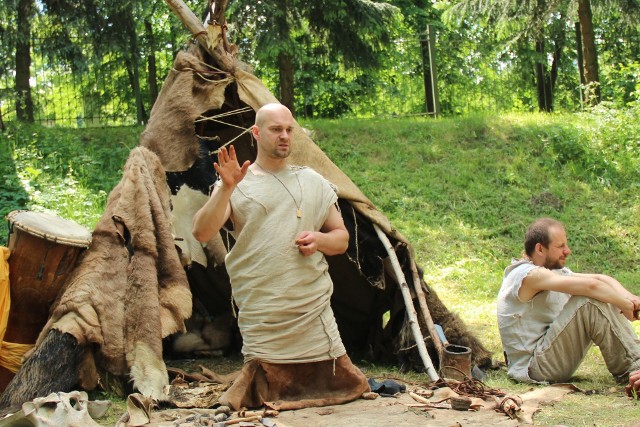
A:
[214, 145, 250, 188]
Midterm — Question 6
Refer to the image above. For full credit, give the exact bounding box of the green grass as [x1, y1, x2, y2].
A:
[0, 124, 139, 242]
[3, 108, 640, 425]
[303, 111, 640, 425]
[306, 112, 640, 292]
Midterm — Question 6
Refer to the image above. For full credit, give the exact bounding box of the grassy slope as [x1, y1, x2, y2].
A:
[303, 112, 640, 425]
[0, 125, 138, 241]
[2, 112, 640, 424]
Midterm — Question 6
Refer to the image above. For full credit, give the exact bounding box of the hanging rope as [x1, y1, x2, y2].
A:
[207, 127, 252, 154]
[190, 30, 208, 41]
[195, 107, 253, 130]
[175, 67, 233, 83]
[194, 106, 255, 154]
[173, 56, 232, 81]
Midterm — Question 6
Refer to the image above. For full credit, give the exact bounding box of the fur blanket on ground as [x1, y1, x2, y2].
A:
[219, 356, 370, 411]
[32, 147, 192, 399]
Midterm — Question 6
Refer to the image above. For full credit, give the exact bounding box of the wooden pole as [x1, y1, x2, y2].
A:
[409, 259, 444, 360]
[373, 224, 439, 382]
[163, 0, 235, 72]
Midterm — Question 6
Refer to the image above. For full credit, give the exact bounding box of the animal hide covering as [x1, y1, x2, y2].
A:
[31, 147, 192, 399]
[138, 42, 493, 368]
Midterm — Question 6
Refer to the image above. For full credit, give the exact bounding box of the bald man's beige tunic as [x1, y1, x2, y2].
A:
[219, 166, 369, 410]
[226, 166, 345, 362]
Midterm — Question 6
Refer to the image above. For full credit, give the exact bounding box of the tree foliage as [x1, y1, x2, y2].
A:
[1, 0, 640, 124]
[227, 0, 401, 114]
[1, 0, 203, 125]
[441, 0, 640, 108]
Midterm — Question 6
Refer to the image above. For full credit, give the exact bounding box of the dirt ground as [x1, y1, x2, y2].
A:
[0, 380, 579, 427]
[133, 392, 523, 427]
[273, 393, 521, 427]
[141, 356, 556, 427]
[135, 387, 537, 427]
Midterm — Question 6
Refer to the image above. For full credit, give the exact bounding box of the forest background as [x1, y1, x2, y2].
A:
[1, 0, 640, 126]
[2, 0, 640, 425]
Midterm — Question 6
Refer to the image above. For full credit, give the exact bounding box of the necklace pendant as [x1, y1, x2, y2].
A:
[296, 208, 302, 218]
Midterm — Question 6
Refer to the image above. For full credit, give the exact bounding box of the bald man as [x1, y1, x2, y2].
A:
[193, 103, 369, 409]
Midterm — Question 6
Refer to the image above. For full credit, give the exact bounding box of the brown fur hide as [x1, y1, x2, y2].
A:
[0, 330, 83, 413]
[31, 147, 192, 399]
[219, 355, 370, 410]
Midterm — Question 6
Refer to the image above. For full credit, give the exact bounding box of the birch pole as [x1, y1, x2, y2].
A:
[410, 259, 444, 359]
[372, 224, 439, 382]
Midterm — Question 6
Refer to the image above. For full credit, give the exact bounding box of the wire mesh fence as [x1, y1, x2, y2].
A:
[1, 28, 638, 127]
[29, 54, 135, 127]
[1, 37, 176, 128]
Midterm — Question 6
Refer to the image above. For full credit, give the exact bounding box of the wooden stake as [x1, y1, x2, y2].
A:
[373, 224, 439, 382]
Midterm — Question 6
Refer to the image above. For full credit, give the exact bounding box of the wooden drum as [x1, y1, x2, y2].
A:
[0, 210, 91, 389]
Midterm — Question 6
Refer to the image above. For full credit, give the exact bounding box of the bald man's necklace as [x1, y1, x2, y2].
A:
[254, 162, 303, 219]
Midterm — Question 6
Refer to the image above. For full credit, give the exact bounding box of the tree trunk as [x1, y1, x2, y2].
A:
[273, 0, 294, 114]
[15, 0, 35, 122]
[550, 27, 564, 97]
[535, 38, 553, 112]
[577, 0, 600, 104]
[574, 22, 586, 105]
[547, 25, 566, 111]
[145, 19, 159, 108]
[121, 5, 147, 124]
[125, 58, 147, 125]
[277, 51, 295, 115]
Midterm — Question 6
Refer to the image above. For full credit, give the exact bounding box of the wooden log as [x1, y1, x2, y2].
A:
[224, 415, 261, 425]
[372, 224, 439, 382]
